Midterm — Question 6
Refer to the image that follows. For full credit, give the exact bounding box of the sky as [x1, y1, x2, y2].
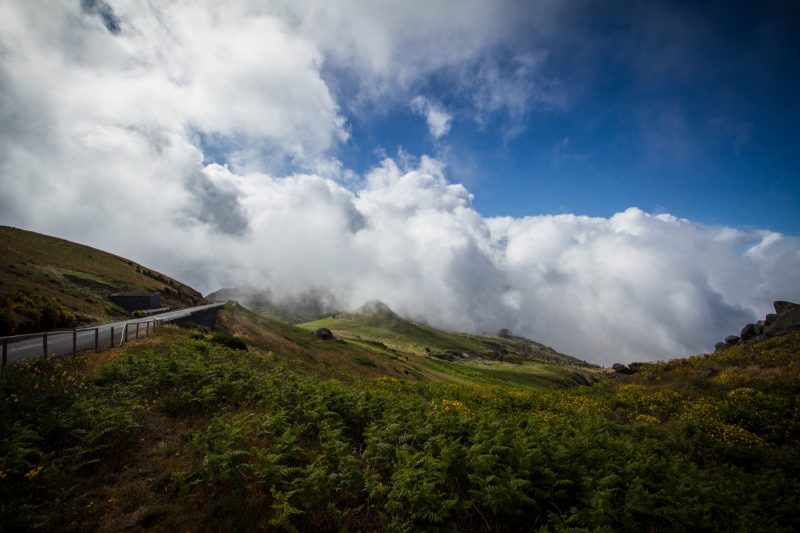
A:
[1, 0, 799, 365]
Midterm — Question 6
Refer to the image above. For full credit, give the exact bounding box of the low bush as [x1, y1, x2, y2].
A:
[210, 333, 247, 351]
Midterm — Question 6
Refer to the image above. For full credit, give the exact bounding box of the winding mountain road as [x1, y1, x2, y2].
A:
[2, 303, 225, 365]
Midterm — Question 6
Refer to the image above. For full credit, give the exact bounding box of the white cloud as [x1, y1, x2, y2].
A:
[411, 96, 452, 139]
[1, 1, 799, 367]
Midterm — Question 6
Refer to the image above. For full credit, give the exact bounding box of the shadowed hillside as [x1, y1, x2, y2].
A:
[0, 226, 204, 334]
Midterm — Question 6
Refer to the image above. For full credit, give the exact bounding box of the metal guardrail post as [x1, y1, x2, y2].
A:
[43, 333, 48, 358]
[73, 329, 77, 357]
[136, 322, 139, 339]
[2, 339, 7, 367]
[94, 328, 99, 352]
[110, 326, 115, 348]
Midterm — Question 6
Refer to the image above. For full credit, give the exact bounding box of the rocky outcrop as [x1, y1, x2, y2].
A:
[611, 363, 634, 375]
[609, 361, 653, 377]
[715, 300, 800, 352]
[725, 335, 740, 346]
[764, 302, 800, 338]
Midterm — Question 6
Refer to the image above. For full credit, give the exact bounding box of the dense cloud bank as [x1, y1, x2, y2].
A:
[1, 2, 798, 365]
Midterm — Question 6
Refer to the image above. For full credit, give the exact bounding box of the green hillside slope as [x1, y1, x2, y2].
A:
[301, 300, 590, 364]
[295, 300, 596, 388]
[218, 303, 596, 389]
[0, 226, 204, 334]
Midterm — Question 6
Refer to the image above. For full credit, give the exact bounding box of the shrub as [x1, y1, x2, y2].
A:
[210, 333, 247, 351]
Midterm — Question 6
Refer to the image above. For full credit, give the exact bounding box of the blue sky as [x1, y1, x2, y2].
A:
[1, 0, 799, 363]
[332, 1, 800, 234]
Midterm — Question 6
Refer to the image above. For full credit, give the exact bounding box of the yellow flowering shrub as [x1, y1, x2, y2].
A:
[714, 368, 748, 387]
[715, 424, 767, 449]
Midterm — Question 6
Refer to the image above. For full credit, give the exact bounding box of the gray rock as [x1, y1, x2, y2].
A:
[313, 327, 335, 340]
[774, 301, 800, 314]
[740, 323, 757, 341]
[765, 313, 777, 325]
[612, 363, 633, 375]
[764, 306, 800, 337]
[725, 335, 740, 346]
[754, 321, 765, 335]
[714, 342, 728, 352]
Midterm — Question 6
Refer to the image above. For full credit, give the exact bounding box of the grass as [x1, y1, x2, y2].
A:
[295, 305, 599, 389]
[0, 226, 204, 334]
[1, 328, 798, 531]
[300, 309, 592, 367]
[224, 304, 598, 389]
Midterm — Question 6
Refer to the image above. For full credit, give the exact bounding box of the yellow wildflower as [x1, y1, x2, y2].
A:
[25, 466, 43, 480]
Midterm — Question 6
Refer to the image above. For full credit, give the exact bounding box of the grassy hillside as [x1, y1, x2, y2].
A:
[300, 302, 589, 367]
[2, 327, 798, 530]
[0, 226, 204, 334]
[293, 301, 596, 389]
[219, 303, 596, 389]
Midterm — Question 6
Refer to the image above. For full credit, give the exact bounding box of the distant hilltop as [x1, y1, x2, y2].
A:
[355, 299, 397, 318]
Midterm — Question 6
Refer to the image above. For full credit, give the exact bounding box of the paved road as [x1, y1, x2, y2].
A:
[2, 303, 225, 365]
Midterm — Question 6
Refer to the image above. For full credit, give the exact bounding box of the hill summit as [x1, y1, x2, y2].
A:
[355, 299, 397, 318]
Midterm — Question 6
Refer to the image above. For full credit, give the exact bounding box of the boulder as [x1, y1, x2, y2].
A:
[764, 306, 800, 337]
[774, 301, 800, 315]
[313, 327, 335, 340]
[612, 363, 633, 375]
[765, 313, 777, 325]
[740, 323, 757, 341]
[754, 321, 765, 335]
[724, 335, 740, 346]
[714, 342, 728, 353]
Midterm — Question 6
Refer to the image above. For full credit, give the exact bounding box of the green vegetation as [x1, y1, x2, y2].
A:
[2, 327, 798, 531]
[225, 304, 595, 389]
[209, 333, 248, 351]
[0, 291, 82, 335]
[0, 226, 203, 331]
[300, 307, 589, 368]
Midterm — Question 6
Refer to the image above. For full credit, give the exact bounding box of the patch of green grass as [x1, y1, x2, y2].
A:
[354, 355, 377, 367]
